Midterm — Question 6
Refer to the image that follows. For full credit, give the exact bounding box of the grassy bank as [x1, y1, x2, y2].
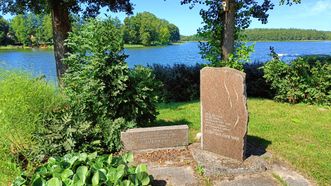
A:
[0, 45, 53, 50]
[156, 99, 331, 185]
[124, 44, 146, 48]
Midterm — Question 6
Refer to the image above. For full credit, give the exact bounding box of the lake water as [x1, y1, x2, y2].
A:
[0, 41, 331, 82]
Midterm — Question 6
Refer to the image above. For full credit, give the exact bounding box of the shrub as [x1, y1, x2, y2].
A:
[13, 152, 151, 186]
[37, 18, 160, 156]
[0, 69, 63, 184]
[244, 63, 274, 98]
[150, 64, 201, 102]
[150, 63, 273, 102]
[263, 56, 331, 105]
[118, 66, 162, 126]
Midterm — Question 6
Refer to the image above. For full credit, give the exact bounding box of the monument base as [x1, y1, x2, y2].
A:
[189, 143, 269, 177]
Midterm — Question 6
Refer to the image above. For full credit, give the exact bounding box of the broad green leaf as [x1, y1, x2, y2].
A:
[135, 164, 148, 173]
[116, 165, 125, 180]
[36, 167, 48, 176]
[48, 157, 57, 165]
[78, 153, 87, 161]
[98, 169, 107, 182]
[122, 152, 133, 163]
[12, 176, 26, 186]
[121, 180, 134, 186]
[88, 152, 98, 160]
[61, 169, 74, 179]
[106, 154, 113, 165]
[46, 178, 62, 186]
[75, 166, 88, 182]
[92, 171, 99, 186]
[107, 168, 117, 182]
[32, 177, 45, 186]
[136, 172, 150, 186]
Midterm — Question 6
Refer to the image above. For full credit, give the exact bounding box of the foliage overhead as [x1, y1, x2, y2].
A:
[181, 0, 274, 68]
[0, 0, 133, 16]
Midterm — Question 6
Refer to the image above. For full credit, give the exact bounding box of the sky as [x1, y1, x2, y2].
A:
[2, 0, 331, 36]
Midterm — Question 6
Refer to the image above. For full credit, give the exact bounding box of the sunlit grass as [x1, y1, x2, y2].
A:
[156, 99, 331, 185]
[0, 69, 63, 184]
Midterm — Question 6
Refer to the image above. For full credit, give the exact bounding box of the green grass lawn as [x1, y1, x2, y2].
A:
[156, 99, 331, 185]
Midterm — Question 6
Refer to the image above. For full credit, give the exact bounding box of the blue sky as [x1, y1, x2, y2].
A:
[104, 0, 331, 35]
[3, 0, 331, 35]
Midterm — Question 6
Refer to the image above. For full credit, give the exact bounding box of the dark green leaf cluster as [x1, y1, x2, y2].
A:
[263, 55, 331, 105]
[0, 0, 133, 17]
[13, 152, 151, 186]
[0, 16, 11, 45]
[244, 28, 331, 41]
[150, 64, 202, 102]
[149, 63, 274, 102]
[36, 18, 161, 156]
[123, 12, 180, 46]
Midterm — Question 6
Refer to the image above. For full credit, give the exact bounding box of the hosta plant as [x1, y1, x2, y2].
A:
[13, 152, 151, 186]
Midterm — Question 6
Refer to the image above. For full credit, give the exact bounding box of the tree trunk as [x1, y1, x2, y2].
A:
[49, 1, 71, 83]
[221, 0, 236, 61]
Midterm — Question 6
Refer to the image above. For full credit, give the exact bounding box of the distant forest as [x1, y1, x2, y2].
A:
[182, 28, 331, 42]
[0, 12, 180, 47]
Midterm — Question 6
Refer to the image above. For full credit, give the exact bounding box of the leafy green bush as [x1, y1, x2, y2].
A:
[119, 66, 162, 126]
[37, 18, 160, 156]
[150, 64, 201, 102]
[0, 69, 63, 184]
[13, 152, 151, 186]
[263, 56, 331, 105]
[150, 63, 274, 102]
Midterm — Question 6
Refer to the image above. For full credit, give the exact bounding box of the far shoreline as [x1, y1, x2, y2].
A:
[1, 40, 331, 50]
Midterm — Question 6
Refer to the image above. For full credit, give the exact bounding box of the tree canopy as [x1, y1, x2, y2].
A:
[123, 12, 180, 46]
[9, 14, 53, 46]
[244, 28, 331, 41]
[181, 0, 301, 68]
[0, 0, 133, 16]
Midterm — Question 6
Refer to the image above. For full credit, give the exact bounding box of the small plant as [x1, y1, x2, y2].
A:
[13, 152, 151, 186]
[195, 164, 205, 176]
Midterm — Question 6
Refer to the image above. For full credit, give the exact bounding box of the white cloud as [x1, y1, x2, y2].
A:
[311, 0, 331, 14]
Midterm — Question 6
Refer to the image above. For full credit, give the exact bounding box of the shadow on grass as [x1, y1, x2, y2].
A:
[245, 135, 272, 158]
[154, 119, 192, 127]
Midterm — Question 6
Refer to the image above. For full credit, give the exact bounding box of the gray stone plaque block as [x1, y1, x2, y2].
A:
[201, 67, 248, 161]
[121, 125, 189, 151]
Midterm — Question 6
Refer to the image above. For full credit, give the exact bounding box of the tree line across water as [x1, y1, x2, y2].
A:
[182, 28, 331, 42]
[0, 12, 180, 47]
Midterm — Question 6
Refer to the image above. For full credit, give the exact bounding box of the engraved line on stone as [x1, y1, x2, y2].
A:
[223, 79, 232, 108]
[234, 87, 239, 101]
[234, 115, 240, 128]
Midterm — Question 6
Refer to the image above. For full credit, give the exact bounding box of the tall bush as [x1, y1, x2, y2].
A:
[37, 18, 160, 156]
[263, 56, 331, 105]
